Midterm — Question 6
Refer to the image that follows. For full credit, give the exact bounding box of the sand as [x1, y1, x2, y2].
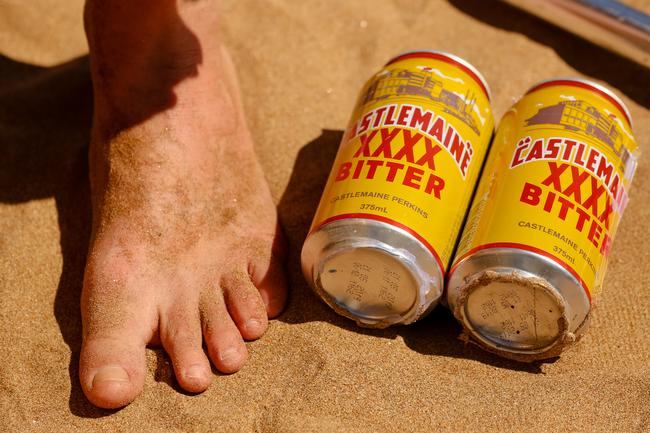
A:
[1, 1, 649, 432]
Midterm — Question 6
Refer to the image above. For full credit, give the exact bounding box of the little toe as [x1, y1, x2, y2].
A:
[221, 270, 269, 340]
[200, 289, 249, 373]
[248, 227, 288, 318]
[160, 303, 212, 393]
[250, 252, 288, 319]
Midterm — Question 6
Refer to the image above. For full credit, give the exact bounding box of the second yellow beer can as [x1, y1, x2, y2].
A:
[301, 50, 494, 327]
[448, 78, 638, 360]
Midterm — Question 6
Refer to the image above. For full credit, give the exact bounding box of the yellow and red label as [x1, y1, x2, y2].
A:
[452, 80, 638, 299]
[309, 52, 494, 272]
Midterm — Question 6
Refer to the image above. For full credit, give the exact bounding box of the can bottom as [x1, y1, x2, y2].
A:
[448, 247, 591, 361]
[456, 270, 578, 362]
[318, 247, 419, 323]
[301, 218, 443, 328]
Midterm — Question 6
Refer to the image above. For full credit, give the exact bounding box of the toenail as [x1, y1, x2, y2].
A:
[219, 347, 240, 364]
[185, 364, 208, 381]
[92, 366, 129, 389]
[244, 319, 264, 334]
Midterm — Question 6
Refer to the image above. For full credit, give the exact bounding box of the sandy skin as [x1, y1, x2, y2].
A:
[80, 0, 287, 409]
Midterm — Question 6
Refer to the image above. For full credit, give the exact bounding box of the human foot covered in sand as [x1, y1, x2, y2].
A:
[81, 0, 287, 409]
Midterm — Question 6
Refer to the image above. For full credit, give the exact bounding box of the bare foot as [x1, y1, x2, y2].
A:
[80, 0, 287, 409]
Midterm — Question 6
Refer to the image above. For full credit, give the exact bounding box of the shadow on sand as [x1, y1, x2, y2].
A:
[0, 54, 103, 416]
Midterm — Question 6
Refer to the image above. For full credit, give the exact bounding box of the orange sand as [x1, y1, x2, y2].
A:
[1, 1, 649, 432]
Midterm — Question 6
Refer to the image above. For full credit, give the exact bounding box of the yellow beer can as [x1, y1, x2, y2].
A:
[447, 78, 638, 360]
[301, 51, 494, 327]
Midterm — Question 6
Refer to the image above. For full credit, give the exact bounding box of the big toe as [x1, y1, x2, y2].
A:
[80, 337, 147, 409]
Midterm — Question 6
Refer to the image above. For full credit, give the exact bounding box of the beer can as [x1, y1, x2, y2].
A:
[447, 78, 638, 360]
[301, 51, 495, 328]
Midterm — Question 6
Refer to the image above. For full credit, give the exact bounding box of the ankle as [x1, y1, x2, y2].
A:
[85, 0, 224, 132]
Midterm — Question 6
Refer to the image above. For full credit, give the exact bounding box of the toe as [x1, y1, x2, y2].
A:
[80, 262, 154, 409]
[200, 289, 249, 373]
[80, 336, 147, 409]
[160, 301, 212, 393]
[250, 252, 288, 319]
[221, 269, 269, 340]
[249, 227, 289, 318]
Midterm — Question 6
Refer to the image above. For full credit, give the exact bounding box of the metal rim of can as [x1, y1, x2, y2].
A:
[385, 49, 493, 103]
[447, 245, 591, 353]
[524, 77, 634, 130]
[455, 268, 574, 358]
[449, 242, 592, 303]
[306, 218, 445, 327]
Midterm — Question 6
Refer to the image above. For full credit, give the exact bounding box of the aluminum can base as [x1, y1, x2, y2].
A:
[302, 218, 443, 328]
[449, 249, 592, 361]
